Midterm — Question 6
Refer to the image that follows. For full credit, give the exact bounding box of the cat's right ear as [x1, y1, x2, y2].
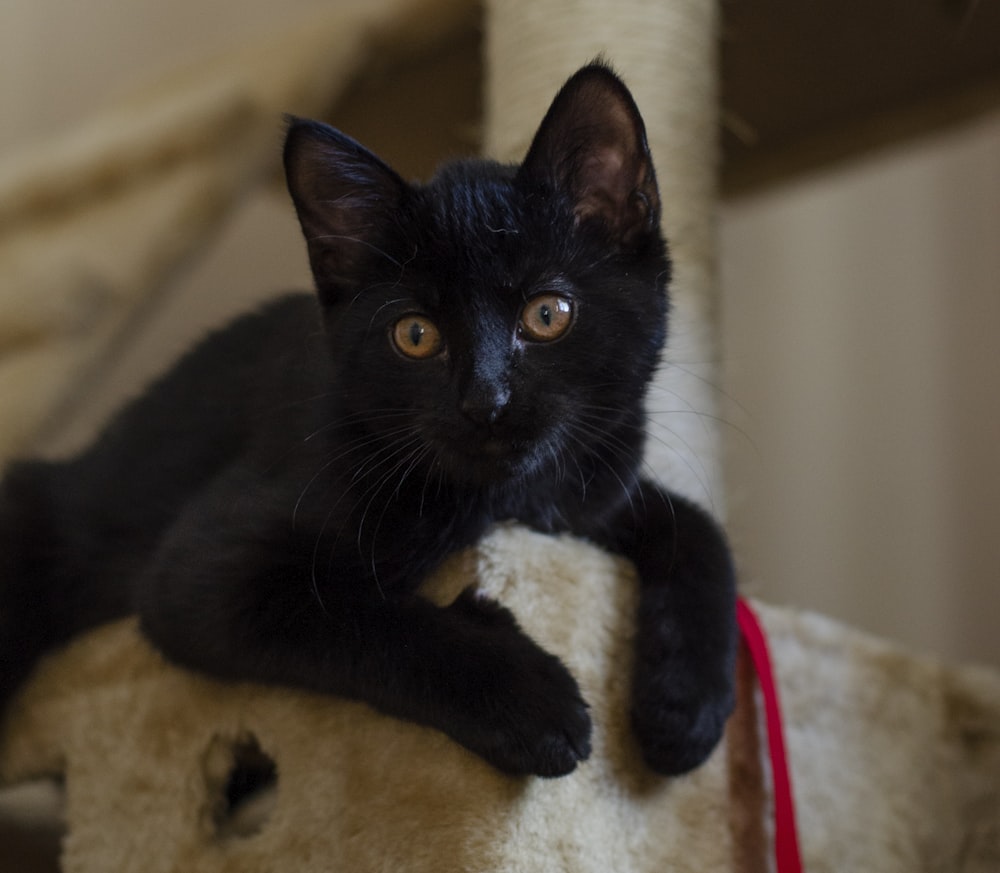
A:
[284, 118, 407, 303]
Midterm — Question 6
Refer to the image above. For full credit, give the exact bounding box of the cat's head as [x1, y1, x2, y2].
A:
[284, 63, 669, 487]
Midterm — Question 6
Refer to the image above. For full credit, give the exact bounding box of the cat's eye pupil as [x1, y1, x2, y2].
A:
[392, 315, 442, 359]
[521, 295, 574, 343]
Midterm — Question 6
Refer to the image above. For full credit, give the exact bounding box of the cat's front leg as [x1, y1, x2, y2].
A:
[607, 482, 738, 775]
[133, 473, 591, 777]
[426, 587, 593, 776]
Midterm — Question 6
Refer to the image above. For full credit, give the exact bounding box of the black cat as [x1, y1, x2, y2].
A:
[0, 63, 736, 778]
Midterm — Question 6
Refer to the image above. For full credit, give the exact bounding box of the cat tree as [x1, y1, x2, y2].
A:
[1, 0, 998, 870]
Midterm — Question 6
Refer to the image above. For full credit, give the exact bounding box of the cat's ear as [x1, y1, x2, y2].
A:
[519, 63, 660, 249]
[284, 118, 407, 303]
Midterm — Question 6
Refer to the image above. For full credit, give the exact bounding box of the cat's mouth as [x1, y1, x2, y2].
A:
[435, 432, 544, 484]
[477, 437, 512, 458]
[453, 436, 522, 465]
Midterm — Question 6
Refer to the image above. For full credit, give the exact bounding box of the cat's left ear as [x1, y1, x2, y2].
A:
[519, 63, 660, 249]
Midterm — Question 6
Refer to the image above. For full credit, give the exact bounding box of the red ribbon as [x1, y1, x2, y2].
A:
[737, 597, 804, 873]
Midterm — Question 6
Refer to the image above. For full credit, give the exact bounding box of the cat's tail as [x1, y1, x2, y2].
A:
[0, 461, 61, 711]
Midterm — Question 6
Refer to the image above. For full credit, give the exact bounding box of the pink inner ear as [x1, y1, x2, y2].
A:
[574, 145, 638, 231]
[586, 147, 629, 197]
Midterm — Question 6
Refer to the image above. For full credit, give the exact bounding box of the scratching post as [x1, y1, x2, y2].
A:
[485, 0, 724, 506]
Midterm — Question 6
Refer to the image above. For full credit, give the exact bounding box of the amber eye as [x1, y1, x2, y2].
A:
[520, 295, 575, 342]
[392, 315, 443, 359]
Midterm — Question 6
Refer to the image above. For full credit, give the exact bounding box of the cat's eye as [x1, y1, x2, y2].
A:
[520, 295, 575, 343]
[391, 315, 443, 359]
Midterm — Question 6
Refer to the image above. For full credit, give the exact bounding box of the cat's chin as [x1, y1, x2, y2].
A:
[435, 439, 551, 488]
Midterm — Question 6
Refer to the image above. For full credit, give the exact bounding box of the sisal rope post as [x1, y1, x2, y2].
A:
[483, 0, 724, 510]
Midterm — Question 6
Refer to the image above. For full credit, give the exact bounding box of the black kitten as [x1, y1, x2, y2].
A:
[0, 64, 736, 778]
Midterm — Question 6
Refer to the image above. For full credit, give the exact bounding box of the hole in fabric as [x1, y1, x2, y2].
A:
[203, 732, 277, 840]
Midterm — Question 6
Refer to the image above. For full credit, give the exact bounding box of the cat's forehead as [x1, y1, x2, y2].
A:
[409, 160, 566, 288]
[423, 162, 522, 235]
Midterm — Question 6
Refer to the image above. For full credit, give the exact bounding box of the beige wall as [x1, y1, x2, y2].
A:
[3, 1, 998, 668]
[721, 115, 1000, 667]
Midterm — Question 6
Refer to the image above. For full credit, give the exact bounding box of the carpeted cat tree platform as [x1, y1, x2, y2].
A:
[1, 1, 999, 870]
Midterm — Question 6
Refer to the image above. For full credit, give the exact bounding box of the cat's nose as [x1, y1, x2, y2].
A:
[460, 384, 510, 427]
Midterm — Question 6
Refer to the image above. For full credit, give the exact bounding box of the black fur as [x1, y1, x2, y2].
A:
[0, 64, 736, 778]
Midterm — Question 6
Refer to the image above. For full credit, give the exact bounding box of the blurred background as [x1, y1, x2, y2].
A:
[1, 0, 997, 672]
[722, 117, 1000, 669]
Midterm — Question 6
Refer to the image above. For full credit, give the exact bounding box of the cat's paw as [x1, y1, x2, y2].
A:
[481, 654, 593, 778]
[630, 679, 734, 776]
[448, 590, 592, 777]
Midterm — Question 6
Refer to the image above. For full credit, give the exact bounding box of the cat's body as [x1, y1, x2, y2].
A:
[0, 65, 736, 778]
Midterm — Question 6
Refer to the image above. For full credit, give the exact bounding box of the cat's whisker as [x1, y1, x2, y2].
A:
[417, 451, 443, 518]
[545, 438, 569, 492]
[579, 392, 741, 486]
[309, 503, 339, 617]
[306, 232, 403, 270]
[257, 389, 343, 417]
[641, 420, 718, 510]
[299, 426, 424, 581]
[350, 430, 427, 487]
[641, 417, 718, 492]
[645, 407, 759, 459]
[573, 406, 717, 509]
[560, 422, 640, 523]
[267, 407, 417, 482]
[566, 412, 677, 509]
[364, 442, 435, 582]
[293, 423, 421, 526]
[548, 426, 590, 501]
[394, 444, 434, 502]
[350, 438, 427, 596]
[656, 359, 756, 424]
[366, 297, 414, 334]
[301, 409, 412, 443]
[309, 432, 423, 602]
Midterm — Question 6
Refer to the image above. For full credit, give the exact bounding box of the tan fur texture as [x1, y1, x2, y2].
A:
[1, 1, 998, 869]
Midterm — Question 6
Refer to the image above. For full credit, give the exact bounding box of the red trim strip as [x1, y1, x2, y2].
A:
[736, 598, 804, 873]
